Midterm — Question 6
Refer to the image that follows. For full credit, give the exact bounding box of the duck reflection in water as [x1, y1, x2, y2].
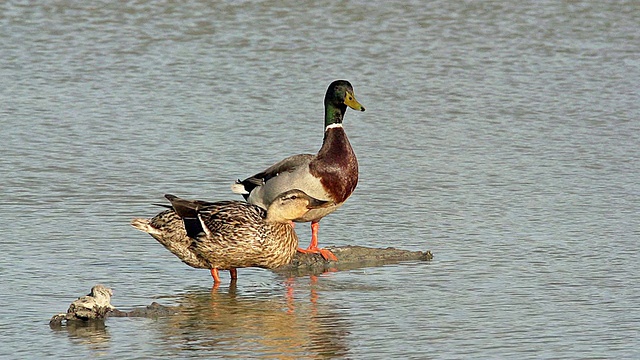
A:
[156, 276, 350, 358]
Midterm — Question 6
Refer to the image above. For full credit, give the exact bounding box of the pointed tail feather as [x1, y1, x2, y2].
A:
[131, 218, 161, 235]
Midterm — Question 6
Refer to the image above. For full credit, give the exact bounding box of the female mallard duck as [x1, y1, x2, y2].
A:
[131, 189, 329, 284]
[232, 80, 365, 261]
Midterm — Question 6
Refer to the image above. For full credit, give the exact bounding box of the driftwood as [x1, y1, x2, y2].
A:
[50, 246, 432, 325]
[49, 285, 116, 327]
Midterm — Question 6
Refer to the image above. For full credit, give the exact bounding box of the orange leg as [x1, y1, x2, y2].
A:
[229, 268, 238, 281]
[297, 220, 338, 261]
[210, 268, 221, 284]
[310, 221, 320, 248]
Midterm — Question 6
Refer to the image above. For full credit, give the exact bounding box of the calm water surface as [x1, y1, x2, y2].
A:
[1, 0, 639, 358]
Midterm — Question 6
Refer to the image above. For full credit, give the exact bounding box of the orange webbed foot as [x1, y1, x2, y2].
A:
[297, 221, 338, 261]
[297, 246, 338, 262]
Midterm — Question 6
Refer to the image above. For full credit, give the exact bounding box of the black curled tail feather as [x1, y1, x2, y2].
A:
[233, 177, 264, 200]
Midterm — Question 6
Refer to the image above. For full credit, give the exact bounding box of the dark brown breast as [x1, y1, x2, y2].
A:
[309, 127, 358, 204]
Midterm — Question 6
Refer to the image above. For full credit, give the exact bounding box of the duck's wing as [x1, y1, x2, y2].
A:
[164, 194, 221, 239]
[232, 154, 315, 198]
[182, 202, 266, 261]
[196, 202, 265, 234]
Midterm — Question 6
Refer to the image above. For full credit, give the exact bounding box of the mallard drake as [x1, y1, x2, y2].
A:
[232, 80, 365, 261]
[131, 189, 329, 284]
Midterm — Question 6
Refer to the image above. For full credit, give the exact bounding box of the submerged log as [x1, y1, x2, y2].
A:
[50, 246, 432, 323]
[108, 302, 180, 318]
[274, 245, 433, 277]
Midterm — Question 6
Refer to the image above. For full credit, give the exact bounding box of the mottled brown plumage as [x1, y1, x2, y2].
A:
[131, 189, 329, 284]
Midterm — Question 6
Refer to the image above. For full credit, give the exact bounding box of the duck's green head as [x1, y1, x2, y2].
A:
[324, 80, 365, 127]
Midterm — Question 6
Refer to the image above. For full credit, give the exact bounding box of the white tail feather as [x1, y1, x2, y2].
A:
[231, 182, 249, 195]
